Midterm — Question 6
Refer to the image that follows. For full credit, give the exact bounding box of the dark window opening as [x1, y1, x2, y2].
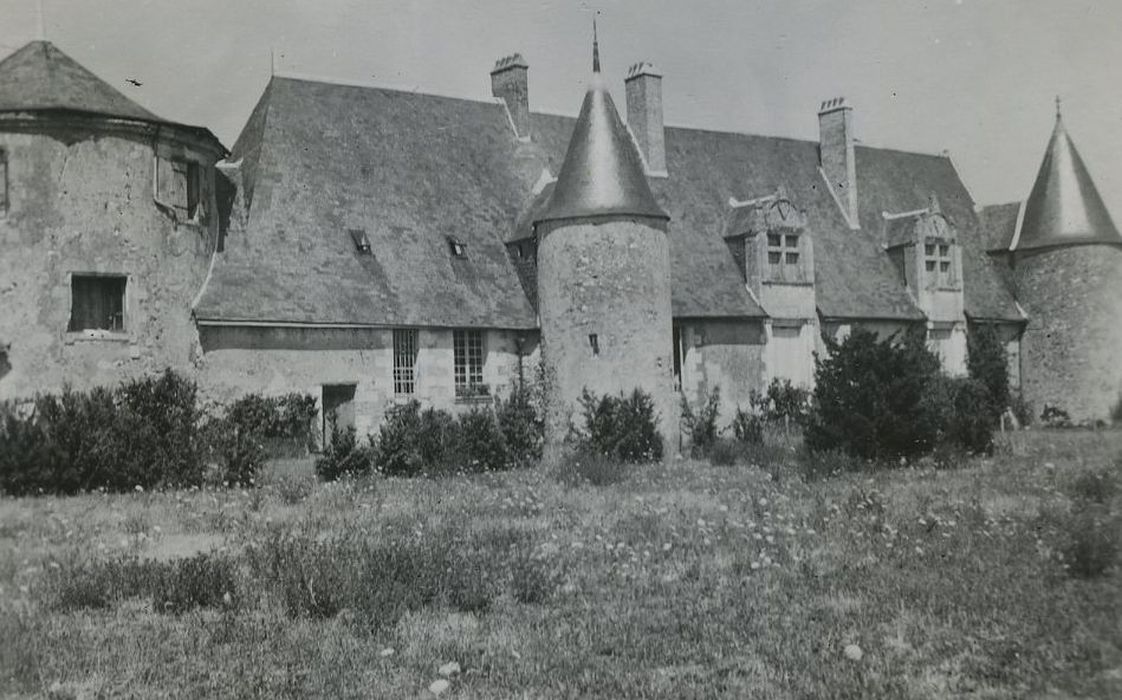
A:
[924, 237, 955, 286]
[68, 275, 126, 332]
[393, 329, 418, 395]
[172, 160, 202, 221]
[0, 149, 8, 213]
[672, 323, 682, 388]
[322, 384, 357, 449]
[448, 237, 467, 258]
[589, 333, 600, 356]
[349, 228, 371, 254]
[767, 232, 800, 269]
[453, 329, 485, 397]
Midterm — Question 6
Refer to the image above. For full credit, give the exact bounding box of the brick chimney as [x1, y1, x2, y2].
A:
[491, 53, 531, 139]
[625, 62, 666, 175]
[818, 97, 858, 227]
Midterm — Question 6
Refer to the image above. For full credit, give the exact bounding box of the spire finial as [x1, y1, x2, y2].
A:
[1055, 95, 1062, 119]
[592, 14, 600, 73]
[270, 46, 276, 76]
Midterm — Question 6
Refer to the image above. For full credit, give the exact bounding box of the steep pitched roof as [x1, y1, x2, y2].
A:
[535, 71, 667, 223]
[1013, 111, 1121, 251]
[195, 76, 540, 328]
[0, 41, 161, 121]
[855, 147, 1024, 322]
[979, 202, 1021, 252]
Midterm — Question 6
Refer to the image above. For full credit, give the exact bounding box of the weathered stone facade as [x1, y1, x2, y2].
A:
[0, 117, 223, 400]
[1011, 245, 1122, 421]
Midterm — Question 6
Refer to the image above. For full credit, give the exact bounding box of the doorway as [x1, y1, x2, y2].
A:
[322, 384, 357, 449]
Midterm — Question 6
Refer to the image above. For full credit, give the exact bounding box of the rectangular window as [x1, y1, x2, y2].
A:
[69, 275, 126, 332]
[160, 158, 202, 222]
[349, 228, 371, 254]
[767, 232, 800, 269]
[0, 149, 8, 213]
[453, 329, 485, 397]
[924, 238, 955, 286]
[393, 329, 418, 395]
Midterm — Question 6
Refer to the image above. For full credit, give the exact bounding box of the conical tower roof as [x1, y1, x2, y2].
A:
[1013, 100, 1121, 251]
[534, 28, 667, 225]
[0, 41, 165, 122]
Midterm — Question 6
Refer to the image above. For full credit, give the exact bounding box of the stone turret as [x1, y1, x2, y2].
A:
[533, 26, 677, 453]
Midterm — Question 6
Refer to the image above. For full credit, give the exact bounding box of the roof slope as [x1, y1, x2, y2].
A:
[196, 77, 540, 328]
[855, 147, 1024, 321]
[979, 202, 1021, 251]
[1014, 113, 1121, 251]
[0, 41, 161, 122]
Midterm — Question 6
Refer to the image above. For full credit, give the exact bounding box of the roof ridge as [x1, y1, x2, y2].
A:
[272, 71, 507, 110]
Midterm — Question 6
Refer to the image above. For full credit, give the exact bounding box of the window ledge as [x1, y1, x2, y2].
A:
[65, 330, 131, 344]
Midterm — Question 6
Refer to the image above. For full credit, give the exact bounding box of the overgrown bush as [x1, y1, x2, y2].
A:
[681, 387, 721, 457]
[806, 328, 941, 459]
[967, 324, 1010, 415]
[1071, 468, 1118, 505]
[1041, 405, 1072, 428]
[576, 388, 663, 463]
[225, 393, 318, 455]
[1062, 509, 1118, 579]
[0, 370, 204, 495]
[315, 424, 371, 481]
[457, 408, 512, 472]
[200, 417, 267, 487]
[760, 378, 811, 426]
[496, 385, 544, 468]
[707, 437, 744, 467]
[731, 405, 763, 444]
[925, 375, 999, 455]
[552, 449, 631, 487]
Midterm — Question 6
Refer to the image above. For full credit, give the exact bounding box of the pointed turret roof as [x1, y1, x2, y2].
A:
[534, 27, 667, 224]
[1013, 99, 1121, 251]
[0, 41, 165, 122]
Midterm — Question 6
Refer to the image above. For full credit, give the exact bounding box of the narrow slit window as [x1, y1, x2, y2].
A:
[0, 149, 8, 213]
[448, 237, 467, 258]
[453, 329, 485, 397]
[393, 329, 418, 395]
[69, 275, 126, 332]
[589, 333, 599, 356]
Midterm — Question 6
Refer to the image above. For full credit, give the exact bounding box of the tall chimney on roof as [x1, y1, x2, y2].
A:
[625, 62, 666, 175]
[491, 53, 531, 139]
[818, 97, 858, 227]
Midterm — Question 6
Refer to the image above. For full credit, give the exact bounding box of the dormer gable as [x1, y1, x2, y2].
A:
[723, 187, 814, 289]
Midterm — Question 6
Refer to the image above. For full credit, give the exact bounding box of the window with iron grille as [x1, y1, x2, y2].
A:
[393, 329, 418, 395]
[453, 329, 485, 397]
[69, 275, 126, 332]
[767, 232, 799, 266]
[924, 238, 954, 286]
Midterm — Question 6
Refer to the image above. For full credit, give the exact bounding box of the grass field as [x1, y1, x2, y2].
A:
[1, 430, 1120, 698]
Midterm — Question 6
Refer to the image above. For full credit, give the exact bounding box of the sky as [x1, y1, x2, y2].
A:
[2, 0, 1120, 221]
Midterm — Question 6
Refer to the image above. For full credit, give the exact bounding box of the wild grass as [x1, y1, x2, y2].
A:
[0, 429, 1119, 697]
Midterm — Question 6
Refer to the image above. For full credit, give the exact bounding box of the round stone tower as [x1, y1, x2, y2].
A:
[0, 41, 226, 400]
[532, 30, 678, 452]
[1008, 100, 1122, 422]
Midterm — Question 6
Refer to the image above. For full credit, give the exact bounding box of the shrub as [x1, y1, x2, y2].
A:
[457, 408, 511, 472]
[761, 378, 812, 426]
[806, 328, 942, 459]
[1062, 509, 1118, 579]
[577, 388, 663, 463]
[315, 424, 371, 481]
[681, 387, 721, 456]
[730, 405, 763, 444]
[707, 437, 744, 467]
[1010, 392, 1034, 428]
[552, 449, 630, 487]
[496, 385, 544, 468]
[1071, 468, 1117, 504]
[0, 370, 204, 495]
[200, 417, 266, 487]
[967, 324, 1010, 414]
[225, 393, 318, 455]
[1041, 405, 1072, 428]
[924, 375, 999, 454]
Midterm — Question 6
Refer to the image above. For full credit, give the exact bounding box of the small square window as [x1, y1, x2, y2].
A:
[448, 238, 467, 258]
[938, 244, 949, 257]
[349, 228, 371, 254]
[768, 251, 782, 265]
[69, 275, 126, 332]
[925, 243, 935, 256]
[767, 234, 782, 247]
[925, 260, 936, 272]
[786, 252, 799, 264]
[784, 234, 798, 247]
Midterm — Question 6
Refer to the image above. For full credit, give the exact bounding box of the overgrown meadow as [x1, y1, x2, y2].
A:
[1, 429, 1119, 699]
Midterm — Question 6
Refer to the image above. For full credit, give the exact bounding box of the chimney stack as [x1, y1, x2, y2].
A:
[818, 97, 858, 227]
[491, 53, 531, 139]
[625, 62, 666, 175]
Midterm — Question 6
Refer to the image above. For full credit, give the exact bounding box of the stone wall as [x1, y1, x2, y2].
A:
[1013, 245, 1122, 422]
[0, 122, 220, 400]
[678, 319, 767, 423]
[197, 325, 536, 440]
[536, 216, 678, 451]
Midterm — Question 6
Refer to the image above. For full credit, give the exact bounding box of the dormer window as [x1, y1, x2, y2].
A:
[448, 237, 467, 258]
[767, 233, 800, 266]
[924, 238, 955, 286]
[349, 228, 371, 254]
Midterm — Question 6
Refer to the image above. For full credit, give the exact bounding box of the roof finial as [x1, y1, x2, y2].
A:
[1055, 95, 1062, 119]
[592, 14, 600, 73]
[270, 46, 276, 76]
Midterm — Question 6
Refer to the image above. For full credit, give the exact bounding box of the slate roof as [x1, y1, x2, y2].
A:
[0, 41, 224, 151]
[979, 202, 1021, 252]
[197, 73, 1024, 326]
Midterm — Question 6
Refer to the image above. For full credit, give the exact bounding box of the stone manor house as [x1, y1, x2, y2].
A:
[1, 39, 1120, 447]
